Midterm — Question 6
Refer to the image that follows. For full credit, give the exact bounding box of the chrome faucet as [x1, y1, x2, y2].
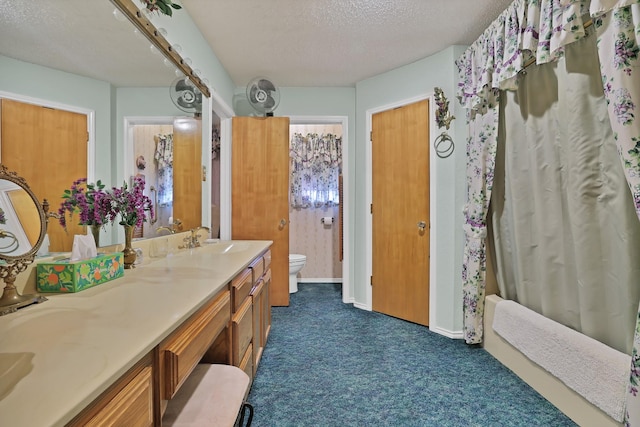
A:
[180, 226, 210, 249]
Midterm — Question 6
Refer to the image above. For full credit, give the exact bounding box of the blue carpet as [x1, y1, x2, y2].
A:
[247, 283, 576, 426]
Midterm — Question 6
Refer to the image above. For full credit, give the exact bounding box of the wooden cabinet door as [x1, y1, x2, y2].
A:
[172, 117, 202, 231]
[68, 354, 154, 427]
[232, 117, 290, 306]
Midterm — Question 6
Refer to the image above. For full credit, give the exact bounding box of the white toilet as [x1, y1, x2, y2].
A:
[288, 254, 307, 293]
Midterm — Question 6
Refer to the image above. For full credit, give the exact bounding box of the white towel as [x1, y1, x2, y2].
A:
[492, 300, 629, 422]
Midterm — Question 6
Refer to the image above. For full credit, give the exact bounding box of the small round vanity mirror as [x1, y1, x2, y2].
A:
[0, 164, 48, 315]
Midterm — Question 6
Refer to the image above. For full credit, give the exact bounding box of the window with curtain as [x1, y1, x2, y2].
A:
[289, 132, 342, 208]
[154, 133, 173, 206]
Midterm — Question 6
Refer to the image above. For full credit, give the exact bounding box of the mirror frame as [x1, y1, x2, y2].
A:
[0, 164, 48, 315]
[0, 164, 47, 261]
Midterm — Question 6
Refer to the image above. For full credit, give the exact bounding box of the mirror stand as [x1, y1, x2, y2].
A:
[0, 258, 47, 316]
[0, 164, 50, 316]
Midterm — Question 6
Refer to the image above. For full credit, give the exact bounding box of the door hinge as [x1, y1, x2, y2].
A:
[370, 131, 372, 142]
[86, 131, 89, 142]
[202, 165, 207, 181]
[370, 275, 373, 286]
[370, 203, 373, 214]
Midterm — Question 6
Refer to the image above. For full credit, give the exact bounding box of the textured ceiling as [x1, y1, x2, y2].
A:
[183, 0, 513, 87]
[0, 0, 178, 88]
[0, 0, 513, 90]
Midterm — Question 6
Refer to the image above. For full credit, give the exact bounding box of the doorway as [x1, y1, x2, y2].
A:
[126, 115, 204, 236]
[370, 99, 430, 326]
[289, 116, 351, 303]
[289, 123, 343, 283]
[126, 117, 175, 238]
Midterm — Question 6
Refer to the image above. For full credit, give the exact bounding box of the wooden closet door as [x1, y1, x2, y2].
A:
[372, 99, 430, 326]
[232, 117, 290, 306]
[1, 98, 87, 252]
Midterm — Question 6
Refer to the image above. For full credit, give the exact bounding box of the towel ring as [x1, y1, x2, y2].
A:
[434, 132, 454, 158]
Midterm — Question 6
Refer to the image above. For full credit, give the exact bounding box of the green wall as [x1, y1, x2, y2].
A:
[355, 46, 465, 334]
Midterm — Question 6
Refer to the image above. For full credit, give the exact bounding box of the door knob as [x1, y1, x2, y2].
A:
[279, 219, 287, 229]
[417, 221, 427, 231]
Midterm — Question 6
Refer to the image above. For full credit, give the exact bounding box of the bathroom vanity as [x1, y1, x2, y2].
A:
[0, 239, 272, 426]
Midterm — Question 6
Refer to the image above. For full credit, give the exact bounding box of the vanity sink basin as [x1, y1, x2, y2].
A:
[1, 307, 89, 342]
[200, 241, 250, 254]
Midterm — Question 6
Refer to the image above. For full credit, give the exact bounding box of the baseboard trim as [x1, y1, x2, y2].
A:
[353, 302, 371, 311]
[429, 326, 463, 339]
[299, 278, 343, 284]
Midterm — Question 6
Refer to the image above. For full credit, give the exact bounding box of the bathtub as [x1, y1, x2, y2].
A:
[483, 294, 625, 427]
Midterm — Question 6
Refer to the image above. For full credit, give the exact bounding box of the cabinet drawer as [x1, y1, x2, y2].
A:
[249, 256, 264, 287]
[232, 268, 253, 312]
[161, 290, 231, 400]
[263, 249, 272, 271]
[85, 365, 153, 427]
[232, 296, 253, 366]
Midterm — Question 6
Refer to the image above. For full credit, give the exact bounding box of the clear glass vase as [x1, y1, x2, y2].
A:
[90, 224, 100, 247]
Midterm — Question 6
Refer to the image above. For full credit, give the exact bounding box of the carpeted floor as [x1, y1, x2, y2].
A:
[247, 283, 577, 426]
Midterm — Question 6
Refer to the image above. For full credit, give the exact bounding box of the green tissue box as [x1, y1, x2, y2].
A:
[36, 253, 124, 293]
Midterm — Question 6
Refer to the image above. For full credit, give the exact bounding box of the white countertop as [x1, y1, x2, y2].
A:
[0, 240, 272, 427]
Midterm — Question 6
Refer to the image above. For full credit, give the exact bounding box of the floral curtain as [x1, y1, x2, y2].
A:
[457, 0, 640, 421]
[290, 132, 342, 208]
[456, 0, 592, 344]
[154, 133, 173, 206]
[590, 1, 640, 424]
[461, 105, 499, 344]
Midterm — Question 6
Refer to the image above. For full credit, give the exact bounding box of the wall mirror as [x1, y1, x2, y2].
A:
[0, 164, 48, 316]
[0, 0, 212, 251]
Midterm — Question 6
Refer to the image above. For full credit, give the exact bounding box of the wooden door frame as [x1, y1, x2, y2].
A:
[365, 93, 439, 327]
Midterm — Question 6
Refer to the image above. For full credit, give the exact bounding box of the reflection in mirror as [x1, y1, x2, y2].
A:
[0, 165, 48, 316]
[0, 180, 42, 256]
[2, 0, 212, 248]
[132, 123, 175, 239]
